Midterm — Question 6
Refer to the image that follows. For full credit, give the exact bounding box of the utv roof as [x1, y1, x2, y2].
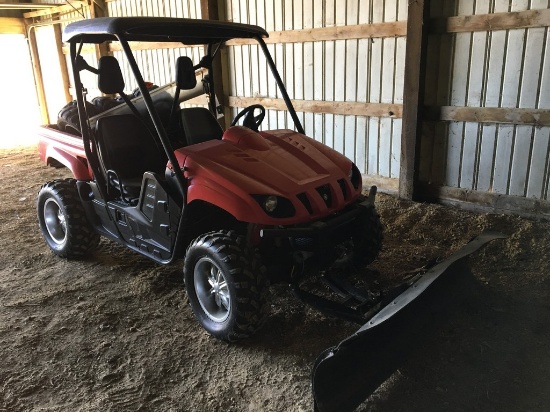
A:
[63, 17, 268, 44]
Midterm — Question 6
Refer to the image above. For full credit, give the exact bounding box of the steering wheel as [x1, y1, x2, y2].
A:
[231, 104, 266, 131]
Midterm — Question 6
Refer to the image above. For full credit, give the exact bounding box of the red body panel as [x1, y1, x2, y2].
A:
[38, 125, 92, 180]
[174, 127, 361, 225]
[39, 122, 361, 226]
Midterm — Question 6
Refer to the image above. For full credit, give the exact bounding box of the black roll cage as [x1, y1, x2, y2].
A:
[67, 17, 305, 202]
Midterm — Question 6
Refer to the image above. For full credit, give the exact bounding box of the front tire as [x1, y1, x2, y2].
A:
[183, 231, 268, 342]
[37, 179, 99, 258]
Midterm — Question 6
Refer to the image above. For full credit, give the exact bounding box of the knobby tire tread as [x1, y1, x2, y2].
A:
[38, 179, 99, 259]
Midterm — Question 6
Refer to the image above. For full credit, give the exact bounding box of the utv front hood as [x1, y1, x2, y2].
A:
[173, 127, 361, 225]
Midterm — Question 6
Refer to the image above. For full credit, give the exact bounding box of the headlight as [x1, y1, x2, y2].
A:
[264, 195, 278, 212]
[252, 195, 295, 218]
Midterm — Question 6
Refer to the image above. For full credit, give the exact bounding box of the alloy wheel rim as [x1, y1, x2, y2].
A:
[43, 198, 67, 245]
[194, 257, 231, 322]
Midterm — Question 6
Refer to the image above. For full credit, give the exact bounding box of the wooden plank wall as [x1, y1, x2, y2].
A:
[223, 0, 407, 188]
[422, 0, 550, 210]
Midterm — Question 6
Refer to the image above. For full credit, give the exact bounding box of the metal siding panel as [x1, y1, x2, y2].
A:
[493, 124, 514, 194]
[450, 32, 470, 106]
[484, 31, 507, 107]
[527, 128, 550, 198]
[446, 123, 463, 187]
[460, 122, 479, 189]
[380, 0, 397, 179]
[520, 28, 545, 108]
[356, 117, 367, 173]
[266, 44, 277, 99]
[538, 29, 550, 109]
[379, 117, 392, 177]
[476, 124, 497, 192]
[509, 126, 533, 196]
[344, 116, 356, 161]
[333, 37, 345, 151]
[368, 118, 379, 175]
[233, 45, 244, 97]
[391, 119, 401, 178]
[394, 36, 406, 104]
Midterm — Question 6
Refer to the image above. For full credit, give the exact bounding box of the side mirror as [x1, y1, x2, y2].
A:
[175, 56, 197, 90]
[98, 56, 125, 94]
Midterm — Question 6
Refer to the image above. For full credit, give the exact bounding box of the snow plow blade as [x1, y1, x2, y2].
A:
[312, 231, 507, 412]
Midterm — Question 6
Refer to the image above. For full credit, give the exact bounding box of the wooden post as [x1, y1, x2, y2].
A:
[53, 23, 72, 103]
[27, 26, 50, 124]
[399, 0, 430, 200]
[200, 0, 227, 128]
[89, 0, 110, 60]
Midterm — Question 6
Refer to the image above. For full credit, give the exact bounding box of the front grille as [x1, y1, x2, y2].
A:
[316, 184, 333, 207]
[297, 192, 313, 214]
[337, 178, 348, 200]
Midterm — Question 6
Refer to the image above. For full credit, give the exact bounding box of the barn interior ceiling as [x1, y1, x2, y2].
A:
[0, 2, 58, 10]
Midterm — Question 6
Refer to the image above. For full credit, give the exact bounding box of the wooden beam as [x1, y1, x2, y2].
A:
[201, 0, 225, 126]
[228, 96, 402, 118]
[53, 23, 72, 103]
[417, 183, 550, 220]
[399, 0, 430, 200]
[0, 2, 59, 9]
[27, 27, 49, 124]
[23, 1, 87, 18]
[0, 17, 25, 34]
[426, 106, 550, 126]
[432, 8, 550, 34]
[89, 0, 109, 61]
[63, 21, 406, 54]
[226, 21, 407, 46]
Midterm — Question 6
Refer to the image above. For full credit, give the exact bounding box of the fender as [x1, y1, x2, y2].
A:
[45, 145, 92, 180]
[186, 179, 261, 223]
[37, 125, 91, 180]
[176, 146, 294, 225]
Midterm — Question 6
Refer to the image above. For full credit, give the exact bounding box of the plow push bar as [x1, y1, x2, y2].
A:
[312, 231, 507, 412]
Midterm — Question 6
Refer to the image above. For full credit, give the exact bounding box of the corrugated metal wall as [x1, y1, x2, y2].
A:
[224, 0, 407, 180]
[25, 0, 550, 215]
[422, 0, 550, 202]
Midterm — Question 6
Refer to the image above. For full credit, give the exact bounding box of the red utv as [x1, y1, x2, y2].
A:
[37, 17, 382, 342]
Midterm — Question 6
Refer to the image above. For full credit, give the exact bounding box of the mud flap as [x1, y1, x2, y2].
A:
[312, 231, 507, 412]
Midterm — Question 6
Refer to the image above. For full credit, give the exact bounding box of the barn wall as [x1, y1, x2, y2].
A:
[20, 0, 550, 217]
[223, 0, 407, 184]
[421, 0, 550, 215]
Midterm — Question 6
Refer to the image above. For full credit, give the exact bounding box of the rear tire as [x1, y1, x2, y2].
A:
[57, 100, 99, 135]
[183, 230, 268, 342]
[37, 179, 99, 258]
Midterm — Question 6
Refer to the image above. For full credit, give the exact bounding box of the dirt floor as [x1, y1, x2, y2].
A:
[1, 146, 549, 412]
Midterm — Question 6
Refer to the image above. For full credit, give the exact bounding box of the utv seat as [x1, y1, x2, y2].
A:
[169, 56, 223, 146]
[179, 107, 224, 146]
[95, 114, 167, 202]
